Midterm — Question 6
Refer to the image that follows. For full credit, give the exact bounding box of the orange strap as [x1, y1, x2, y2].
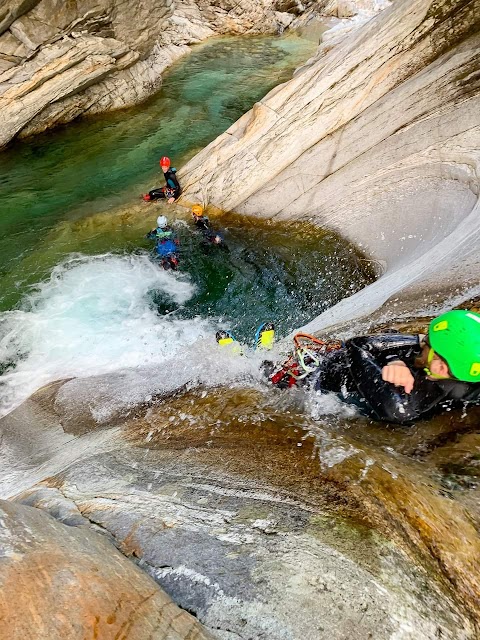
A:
[293, 333, 342, 352]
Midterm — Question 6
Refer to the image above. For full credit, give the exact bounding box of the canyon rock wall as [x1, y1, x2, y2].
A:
[179, 0, 480, 331]
[0, 0, 289, 147]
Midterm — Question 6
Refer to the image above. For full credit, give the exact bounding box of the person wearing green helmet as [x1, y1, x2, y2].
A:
[268, 309, 480, 424]
[381, 310, 480, 391]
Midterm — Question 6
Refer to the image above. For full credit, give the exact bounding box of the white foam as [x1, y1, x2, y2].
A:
[0, 253, 212, 415]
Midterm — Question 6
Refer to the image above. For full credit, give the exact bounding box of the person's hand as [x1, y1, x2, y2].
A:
[167, 197, 175, 204]
[381, 361, 415, 393]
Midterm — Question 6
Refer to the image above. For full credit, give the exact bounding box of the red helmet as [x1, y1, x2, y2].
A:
[142, 193, 151, 201]
[160, 156, 170, 169]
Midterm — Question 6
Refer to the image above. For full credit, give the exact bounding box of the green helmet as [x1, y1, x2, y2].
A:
[428, 310, 480, 382]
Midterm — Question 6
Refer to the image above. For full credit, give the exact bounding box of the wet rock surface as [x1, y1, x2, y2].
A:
[0, 497, 213, 639]
[180, 0, 480, 329]
[0, 0, 296, 146]
[2, 382, 479, 639]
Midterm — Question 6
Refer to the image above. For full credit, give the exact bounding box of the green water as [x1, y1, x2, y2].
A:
[0, 35, 316, 295]
[0, 33, 372, 340]
[151, 215, 372, 341]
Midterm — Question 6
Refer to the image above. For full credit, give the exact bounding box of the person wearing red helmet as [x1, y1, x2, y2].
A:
[142, 156, 181, 203]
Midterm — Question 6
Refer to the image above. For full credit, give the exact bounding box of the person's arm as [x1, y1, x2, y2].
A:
[346, 336, 447, 423]
[145, 229, 156, 239]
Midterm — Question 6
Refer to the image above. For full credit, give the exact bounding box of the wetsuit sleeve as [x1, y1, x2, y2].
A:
[463, 384, 480, 403]
[346, 336, 449, 423]
[145, 229, 156, 239]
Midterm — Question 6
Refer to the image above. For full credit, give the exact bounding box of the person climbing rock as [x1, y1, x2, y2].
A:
[145, 215, 180, 270]
[143, 156, 181, 203]
[191, 204, 226, 247]
[216, 322, 276, 354]
[268, 310, 480, 424]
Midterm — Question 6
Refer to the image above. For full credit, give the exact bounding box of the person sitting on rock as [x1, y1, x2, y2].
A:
[268, 310, 480, 424]
[143, 156, 181, 203]
[145, 215, 180, 270]
[191, 204, 226, 247]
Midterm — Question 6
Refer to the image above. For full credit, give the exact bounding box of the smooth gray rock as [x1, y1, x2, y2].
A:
[0, 0, 304, 146]
[0, 498, 213, 639]
[2, 383, 477, 639]
[179, 0, 480, 331]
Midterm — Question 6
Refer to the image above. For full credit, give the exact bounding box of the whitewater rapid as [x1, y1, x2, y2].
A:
[0, 253, 217, 416]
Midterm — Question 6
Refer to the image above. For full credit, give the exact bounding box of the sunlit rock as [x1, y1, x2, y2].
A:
[0, 498, 213, 639]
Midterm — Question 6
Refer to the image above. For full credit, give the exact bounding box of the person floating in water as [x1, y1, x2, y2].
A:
[143, 156, 181, 203]
[191, 205, 225, 247]
[145, 215, 180, 270]
[268, 310, 480, 424]
[216, 322, 276, 355]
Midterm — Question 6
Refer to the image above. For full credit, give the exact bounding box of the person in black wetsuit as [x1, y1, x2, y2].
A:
[269, 310, 480, 424]
[191, 204, 225, 247]
[143, 156, 181, 203]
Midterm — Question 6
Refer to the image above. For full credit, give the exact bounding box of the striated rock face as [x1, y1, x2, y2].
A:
[179, 0, 480, 329]
[0, 0, 290, 147]
[1, 382, 479, 639]
[0, 498, 213, 640]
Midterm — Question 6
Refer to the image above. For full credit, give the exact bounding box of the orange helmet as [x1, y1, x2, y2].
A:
[191, 204, 203, 216]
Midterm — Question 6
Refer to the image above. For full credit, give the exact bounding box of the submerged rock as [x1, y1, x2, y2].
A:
[0, 498, 213, 639]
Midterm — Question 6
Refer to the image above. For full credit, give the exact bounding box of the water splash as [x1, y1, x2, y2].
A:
[0, 253, 209, 415]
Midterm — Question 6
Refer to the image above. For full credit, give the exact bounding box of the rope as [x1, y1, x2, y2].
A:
[271, 334, 344, 384]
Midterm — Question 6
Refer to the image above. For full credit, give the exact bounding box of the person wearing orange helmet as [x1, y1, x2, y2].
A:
[191, 204, 209, 230]
[191, 204, 226, 248]
[143, 156, 181, 203]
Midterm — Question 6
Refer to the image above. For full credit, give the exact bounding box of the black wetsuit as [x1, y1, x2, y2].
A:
[194, 215, 226, 248]
[194, 215, 210, 231]
[311, 334, 480, 424]
[148, 168, 181, 201]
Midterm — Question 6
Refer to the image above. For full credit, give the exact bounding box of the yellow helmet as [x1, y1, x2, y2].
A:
[192, 204, 203, 216]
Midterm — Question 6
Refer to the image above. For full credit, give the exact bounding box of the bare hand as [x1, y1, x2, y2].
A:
[167, 197, 175, 204]
[381, 361, 415, 394]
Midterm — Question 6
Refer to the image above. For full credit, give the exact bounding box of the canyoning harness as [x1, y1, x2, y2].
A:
[164, 187, 177, 199]
[163, 168, 181, 199]
[270, 333, 343, 388]
[153, 228, 174, 241]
